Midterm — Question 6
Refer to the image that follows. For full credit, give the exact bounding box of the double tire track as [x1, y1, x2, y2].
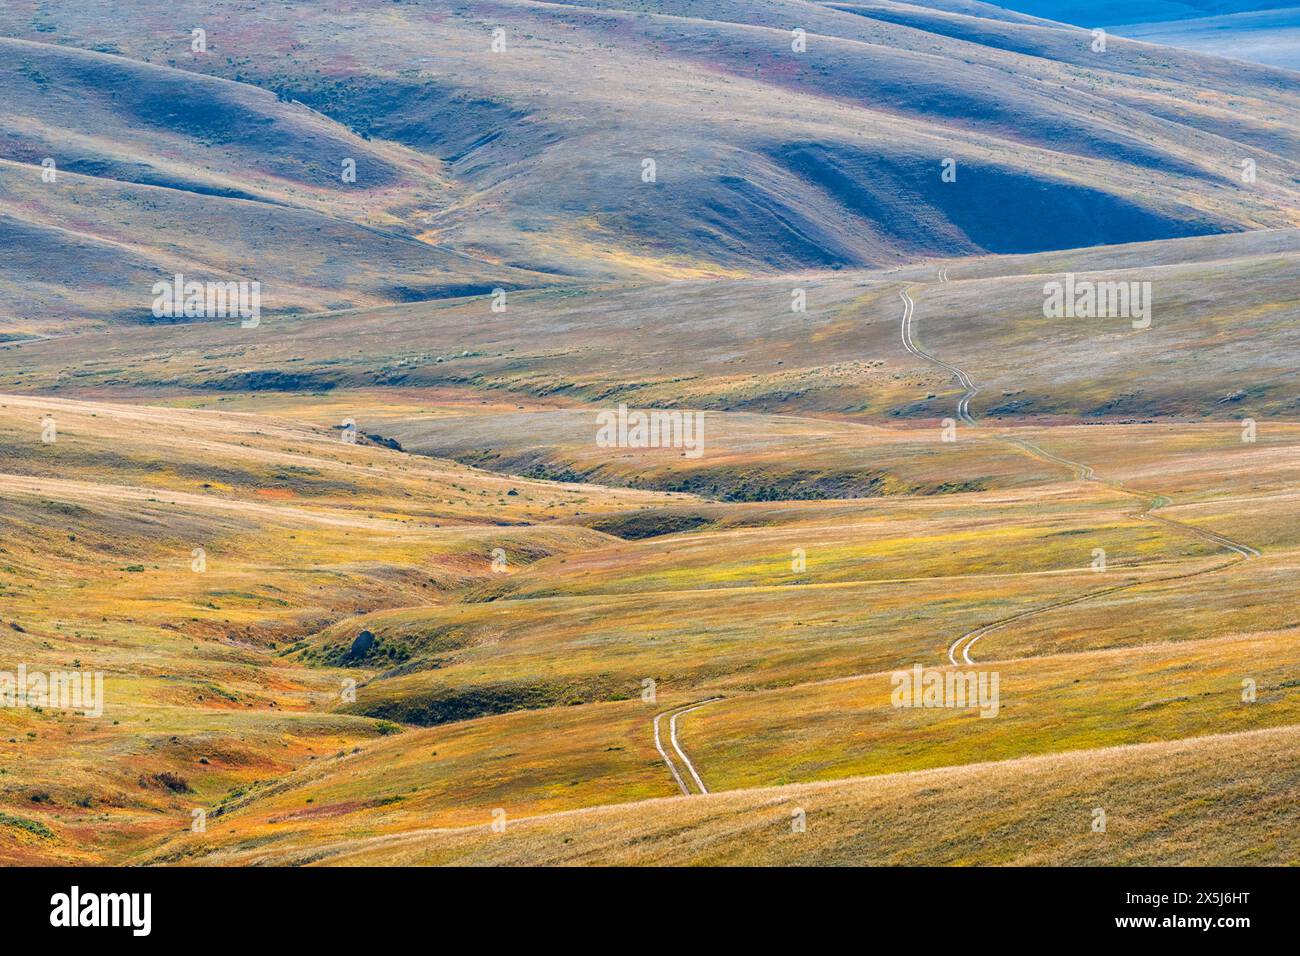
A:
[653, 698, 723, 795]
[901, 273, 1261, 665]
[900, 288, 977, 426]
[648, 268, 1262, 795]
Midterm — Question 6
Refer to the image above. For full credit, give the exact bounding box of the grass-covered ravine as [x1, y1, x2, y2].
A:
[0, 0, 1296, 868]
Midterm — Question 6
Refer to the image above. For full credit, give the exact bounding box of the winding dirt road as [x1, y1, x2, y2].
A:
[900, 276, 1261, 665]
[653, 698, 723, 795]
[900, 288, 977, 426]
[649, 271, 1264, 795]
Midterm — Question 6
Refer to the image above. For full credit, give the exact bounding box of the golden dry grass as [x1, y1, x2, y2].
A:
[0, 393, 678, 862]
[175, 724, 1300, 866]
[3, 391, 1295, 864]
[1, 0, 1297, 870]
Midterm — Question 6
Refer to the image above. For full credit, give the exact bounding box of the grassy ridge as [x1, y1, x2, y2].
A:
[163, 724, 1300, 865]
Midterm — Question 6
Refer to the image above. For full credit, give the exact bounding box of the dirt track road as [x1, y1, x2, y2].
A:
[898, 277, 1260, 665]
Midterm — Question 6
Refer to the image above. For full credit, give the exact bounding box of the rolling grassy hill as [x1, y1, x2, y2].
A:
[0, 393, 679, 862]
[3, 230, 1295, 430]
[1, 0, 1298, 336]
[208, 723, 1300, 866]
[2, 389, 1293, 864]
[0, 0, 1296, 867]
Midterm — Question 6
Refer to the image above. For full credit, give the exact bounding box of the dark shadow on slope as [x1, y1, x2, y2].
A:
[770, 142, 1235, 255]
[265, 75, 549, 176]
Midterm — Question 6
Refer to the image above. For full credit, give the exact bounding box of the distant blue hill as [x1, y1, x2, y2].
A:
[997, 1, 1293, 27]
[996, 1, 1300, 68]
